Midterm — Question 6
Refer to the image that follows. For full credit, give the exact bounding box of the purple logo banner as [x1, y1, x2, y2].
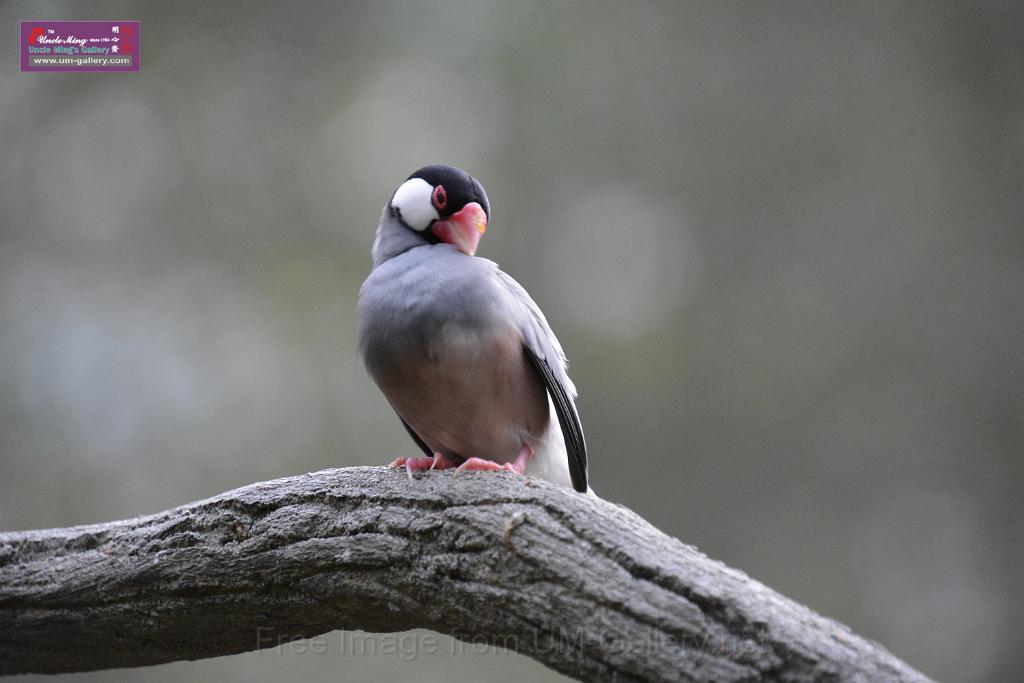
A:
[21, 21, 140, 72]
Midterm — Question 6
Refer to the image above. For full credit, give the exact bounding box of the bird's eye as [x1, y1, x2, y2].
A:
[431, 185, 448, 211]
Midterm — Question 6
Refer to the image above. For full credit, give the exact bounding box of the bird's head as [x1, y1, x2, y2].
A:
[388, 165, 490, 256]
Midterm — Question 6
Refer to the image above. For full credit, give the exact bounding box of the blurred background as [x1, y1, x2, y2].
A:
[2, 1, 1021, 681]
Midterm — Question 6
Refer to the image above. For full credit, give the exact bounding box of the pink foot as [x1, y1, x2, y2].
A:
[455, 446, 533, 478]
[389, 452, 455, 481]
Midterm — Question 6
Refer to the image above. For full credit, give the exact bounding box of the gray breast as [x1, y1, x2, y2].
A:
[356, 245, 547, 460]
[357, 245, 518, 379]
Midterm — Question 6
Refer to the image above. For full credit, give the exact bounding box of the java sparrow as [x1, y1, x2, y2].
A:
[357, 165, 588, 492]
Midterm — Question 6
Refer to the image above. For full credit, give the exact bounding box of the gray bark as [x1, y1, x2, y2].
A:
[0, 466, 932, 682]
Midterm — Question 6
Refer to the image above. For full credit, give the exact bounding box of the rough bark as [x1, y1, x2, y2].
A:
[0, 466, 932, 682]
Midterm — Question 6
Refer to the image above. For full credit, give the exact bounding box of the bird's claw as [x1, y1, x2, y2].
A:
[454, 455, 527, 477]
[393, 448, 532, 481]
[389, 452, 453, 480]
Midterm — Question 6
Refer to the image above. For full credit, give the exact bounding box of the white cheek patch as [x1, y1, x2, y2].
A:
[391, 177, 438, 231]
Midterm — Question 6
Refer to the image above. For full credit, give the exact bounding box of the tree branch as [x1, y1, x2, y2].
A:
[0, 467, 931, 682]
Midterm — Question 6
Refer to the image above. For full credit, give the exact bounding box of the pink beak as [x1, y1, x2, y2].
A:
[430, 202, 488, 256]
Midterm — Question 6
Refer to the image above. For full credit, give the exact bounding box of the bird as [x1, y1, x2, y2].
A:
[357, 165, 588, 493]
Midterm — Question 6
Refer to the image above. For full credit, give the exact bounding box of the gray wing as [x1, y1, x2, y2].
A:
[495, 270, 588, 492]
